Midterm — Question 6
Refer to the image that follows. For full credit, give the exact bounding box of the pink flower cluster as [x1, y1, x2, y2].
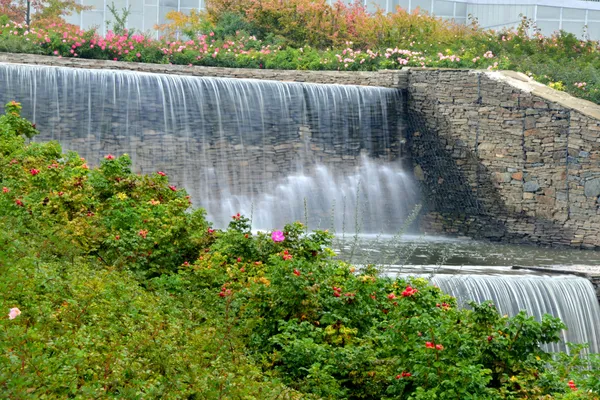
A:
[8, 307, 21, 319]
[271, 230, 285, 242]
[160, 35, 266, 61]
[438, 53, 461, 62]
[0, 22, 155, 61]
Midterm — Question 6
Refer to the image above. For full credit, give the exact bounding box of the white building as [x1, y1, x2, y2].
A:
[65, 0, 600, 40]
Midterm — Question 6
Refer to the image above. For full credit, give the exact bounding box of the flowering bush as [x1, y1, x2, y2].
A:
[1, 105, 599, 398]
[0, 101, 210, 278]
[175, 221, 600, 399]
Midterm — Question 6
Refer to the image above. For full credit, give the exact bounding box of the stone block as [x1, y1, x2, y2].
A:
[523, 181, 540, 192]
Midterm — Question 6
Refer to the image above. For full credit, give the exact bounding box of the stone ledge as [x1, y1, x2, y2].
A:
[406, 67, 600, 120]
[489, 70, 600, 120]
[512, 266, 600, 300]
[512, 265, 600, 278]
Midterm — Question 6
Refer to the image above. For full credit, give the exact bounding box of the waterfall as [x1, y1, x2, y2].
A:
[429, 274, 600, 353]
[0, 63, 417, 232]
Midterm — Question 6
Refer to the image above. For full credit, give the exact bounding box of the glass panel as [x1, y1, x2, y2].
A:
[397, 0, 410, 12]
[562, 21, 586, 37]
[127, 12, 145, 33]
[536, 20, 560, 36]
[537, 6, 560, 20]
[129, 0, 144, 12]
[562, 8, 585, 21]
[588, 11, 600, 21]
[434, 0, 454, 16]
[144, 7, 159, 30]
[108, 0, 127, 9]
[180, 0, 201, 9]
[366, 0, 386, 13]
[455, 2, 466, 17]
[83, 0, 104, 12]
[64, 13, 81, 27]
[81, 11, 104, 31]
[159, 6, 177, 24]
[412, 0, 431, 14]
[160, 0, 179, 8]
[587, 22, 600, 40]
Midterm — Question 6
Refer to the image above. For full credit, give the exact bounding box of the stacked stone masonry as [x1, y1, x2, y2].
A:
[408, 68, 600, 249]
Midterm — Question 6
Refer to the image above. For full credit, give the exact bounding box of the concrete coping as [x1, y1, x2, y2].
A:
[404, 67, 600, 120]
[512, 265, 600, 278]
[0, 52, 408, 88]
[488, 70, 600, 120]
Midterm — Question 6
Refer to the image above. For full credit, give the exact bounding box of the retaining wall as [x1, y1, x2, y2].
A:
[3, 53, 600, 248]
[407, 68, 600, 249]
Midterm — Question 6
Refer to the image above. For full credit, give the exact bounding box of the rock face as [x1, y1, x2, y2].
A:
[523, 181, 540, 193]
[414, 164, 425, 181]
[408, 69, 600, 249]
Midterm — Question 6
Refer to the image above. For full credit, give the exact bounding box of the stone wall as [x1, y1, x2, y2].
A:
[3, 53, 600, 247]
[407, 68, 600, 248]
[0, 52, 407, 88]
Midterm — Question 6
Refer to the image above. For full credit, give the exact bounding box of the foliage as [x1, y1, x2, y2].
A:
[179, 225, 577, 399]
[0, 102, 210, 278]
[107, 1, 131, 37]
[2, 8, 600, 103]
[0, 0, 89, 27]
[0, 252, 302, 398]
[0, 104, 599, 398]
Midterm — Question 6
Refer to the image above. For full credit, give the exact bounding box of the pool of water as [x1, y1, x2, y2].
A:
[334, 234, 600, 271]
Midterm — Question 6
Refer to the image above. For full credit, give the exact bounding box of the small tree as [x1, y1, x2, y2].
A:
[0, 0, 90, 26]
[107, 1, 131, 36]
[0, 0, 26, 23]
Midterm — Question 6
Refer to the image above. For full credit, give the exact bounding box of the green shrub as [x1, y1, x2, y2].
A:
[0, 101, 210, 278]
[1, 104, 599, 398]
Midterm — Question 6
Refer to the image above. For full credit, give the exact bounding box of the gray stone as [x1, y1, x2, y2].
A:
[523, 181, 540, 192]
[414, 164, 425, 181]
[585, 178, 600, 198]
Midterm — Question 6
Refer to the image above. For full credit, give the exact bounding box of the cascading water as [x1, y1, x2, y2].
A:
[221, 155, 417, 231]
[0, 63, 417, 232]
[429, 273, 600, 353]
